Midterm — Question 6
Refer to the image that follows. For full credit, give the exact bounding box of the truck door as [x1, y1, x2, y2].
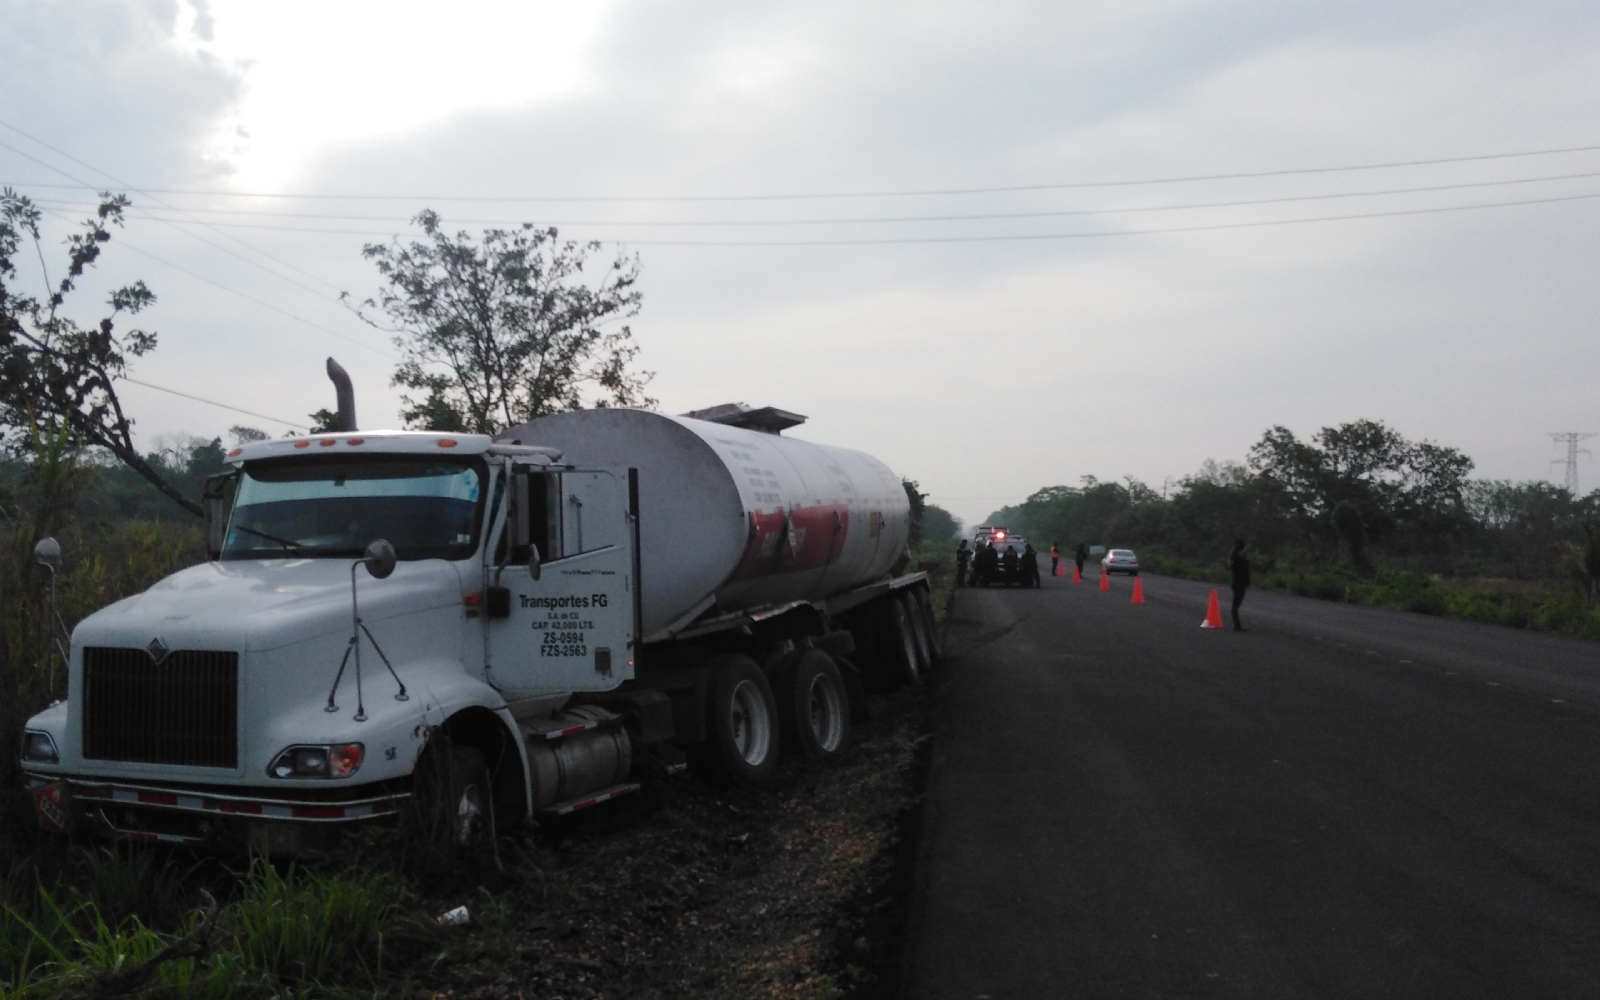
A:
[487, 467, 637, 698]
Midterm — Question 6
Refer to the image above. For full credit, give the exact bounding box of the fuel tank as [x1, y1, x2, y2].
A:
[498, 409, 910, 636]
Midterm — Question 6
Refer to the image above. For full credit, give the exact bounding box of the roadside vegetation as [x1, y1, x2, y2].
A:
[902, 480, 960, 618]
[990, 419, 1600, 637]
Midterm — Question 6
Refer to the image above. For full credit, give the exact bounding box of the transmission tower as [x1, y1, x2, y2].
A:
[1550, 432, 1595, 493]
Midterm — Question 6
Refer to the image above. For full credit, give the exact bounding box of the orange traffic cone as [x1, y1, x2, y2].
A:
[1072, 565, 1082, 584]
[1200, 589, 1224, 628]
[1131, 577, 1145, 605]
[1055, 561, 1065, 577]
[1098, 570, 1110, 592]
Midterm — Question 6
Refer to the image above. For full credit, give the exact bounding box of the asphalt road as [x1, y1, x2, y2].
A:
[902, 572, 1600, 999]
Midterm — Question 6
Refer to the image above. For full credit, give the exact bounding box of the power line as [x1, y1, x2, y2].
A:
[109, 236, 396, 358]
[26, 203, 394, 358]
[119, 376, 309, 430]
[4, 142, 1600, 204]
[524, 189, 1600, 246]
[20, 168, 1600, 230]
[0, 121, 346, 296]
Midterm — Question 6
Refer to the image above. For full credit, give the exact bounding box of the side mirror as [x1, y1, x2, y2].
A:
[363, 539, 397, 579]
[528, 544, 542, 582]
[510, 473, 532, 549]
[33, 537, 62, 570]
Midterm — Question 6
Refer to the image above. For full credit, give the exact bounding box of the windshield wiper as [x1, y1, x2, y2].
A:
[231, 525, 305, 551]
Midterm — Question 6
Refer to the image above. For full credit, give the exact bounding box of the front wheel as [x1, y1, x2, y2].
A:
[410, 744, 493, 854]
[700, 654, 780, 787]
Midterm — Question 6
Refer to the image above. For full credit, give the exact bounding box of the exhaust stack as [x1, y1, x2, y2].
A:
[325, 358, 358, 432]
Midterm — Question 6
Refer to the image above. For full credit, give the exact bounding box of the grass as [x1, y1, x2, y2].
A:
[1135, 551, 1600, 639]
[0, 849, 443, 999]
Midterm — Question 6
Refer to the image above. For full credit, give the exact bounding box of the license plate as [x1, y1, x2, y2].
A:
[34, 784, 69, 833]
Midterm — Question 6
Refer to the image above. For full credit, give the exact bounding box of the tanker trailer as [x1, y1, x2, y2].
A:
[18, 373, 940, 852]
[498, 405, 941, 771]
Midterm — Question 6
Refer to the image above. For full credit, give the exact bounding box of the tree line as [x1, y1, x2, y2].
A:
[987, 419, 1600, 588]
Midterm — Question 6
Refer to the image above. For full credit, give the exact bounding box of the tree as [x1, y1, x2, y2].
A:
[0, 189, 199, 516]
[902, 479, 928, 546]
[349, 211, 654, 434]
[920, 504, 962, 545]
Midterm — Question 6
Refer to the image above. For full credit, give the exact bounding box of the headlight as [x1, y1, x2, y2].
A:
[21, 730, 60, 765]
[269, 743, 363, 779]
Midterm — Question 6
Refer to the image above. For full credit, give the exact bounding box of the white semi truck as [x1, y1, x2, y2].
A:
[18, 368, 938, 853]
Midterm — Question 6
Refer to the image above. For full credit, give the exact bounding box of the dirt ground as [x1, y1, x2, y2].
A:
[416, 684, 931, 1000]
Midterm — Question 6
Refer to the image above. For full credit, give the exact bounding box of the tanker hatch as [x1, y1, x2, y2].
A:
[680, 402, 807, 435]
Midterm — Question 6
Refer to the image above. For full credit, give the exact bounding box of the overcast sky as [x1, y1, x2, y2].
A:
[3, 0, 1599, 526]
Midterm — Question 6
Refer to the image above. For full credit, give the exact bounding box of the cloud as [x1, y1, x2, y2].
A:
[0, 0, 241, 185]
[188, 0, 216, 42]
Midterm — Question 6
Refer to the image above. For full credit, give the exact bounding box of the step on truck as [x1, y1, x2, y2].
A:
[19, 366, 940, 853]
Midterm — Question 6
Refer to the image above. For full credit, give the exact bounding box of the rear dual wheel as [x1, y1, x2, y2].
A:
[699, 654, 780, 787]
[774, 648, 851, 760]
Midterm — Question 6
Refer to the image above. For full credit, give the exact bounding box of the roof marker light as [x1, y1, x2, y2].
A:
[319, 438, 336, 447]
[438, 439, 458, 448]
[227, 448, 241, 458]
[347, 437, 364, 445]
[294, 440, 310, 449]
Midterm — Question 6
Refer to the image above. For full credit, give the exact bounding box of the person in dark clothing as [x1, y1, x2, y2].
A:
[1049, 542, 1060, 578]
[1023, 543, 1042, 588]
[1001, 545, 1020, 584]
[1073, 543, 1088, 578]
[1229, 539, 1251, 632]
[955, 539, 971, 588]
[978, 541, 998, 587]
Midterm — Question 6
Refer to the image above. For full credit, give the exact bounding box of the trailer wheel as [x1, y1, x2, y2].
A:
[881, 597, 922, 686]
[776, 649, 851, 760]
[699, 654, 780, 787]
[411, 744, 493, 853]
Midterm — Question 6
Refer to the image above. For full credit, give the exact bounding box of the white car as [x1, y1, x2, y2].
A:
[1101, 548, 1139, 575]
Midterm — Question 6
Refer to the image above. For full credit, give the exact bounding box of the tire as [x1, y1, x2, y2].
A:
[775, 648, 851, 760]
[700, 654, 780, 787]
[881, 597, 922, 687]
[411, 744, 493, 853]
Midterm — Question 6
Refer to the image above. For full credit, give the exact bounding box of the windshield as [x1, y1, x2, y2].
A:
[222, 457, 486, 561]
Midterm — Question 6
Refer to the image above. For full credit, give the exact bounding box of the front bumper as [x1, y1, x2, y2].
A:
[24, 773, 410, 851]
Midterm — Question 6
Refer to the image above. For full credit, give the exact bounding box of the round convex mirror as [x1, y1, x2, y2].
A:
[33, 537, 62, 569]
[363, 539, 397, 579]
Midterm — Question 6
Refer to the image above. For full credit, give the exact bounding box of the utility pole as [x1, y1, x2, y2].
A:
[1550, 432, 1595, 494]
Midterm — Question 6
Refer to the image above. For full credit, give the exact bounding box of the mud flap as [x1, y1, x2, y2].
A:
[834, 657, 874, 724]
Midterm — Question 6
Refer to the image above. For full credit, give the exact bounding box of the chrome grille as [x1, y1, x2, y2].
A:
[82, 648, 239, 769]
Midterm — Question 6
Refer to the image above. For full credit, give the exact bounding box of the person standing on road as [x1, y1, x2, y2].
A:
[1001, 545, 1020, 584]
[1023, 543, 1042, 588]
[1049, 542, 1060, 578]
[978, 541, 998, 587]
[1229, 539, 1251, 632]
[955, 539, 971, 588]
[1073, 543, 1088, 579]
